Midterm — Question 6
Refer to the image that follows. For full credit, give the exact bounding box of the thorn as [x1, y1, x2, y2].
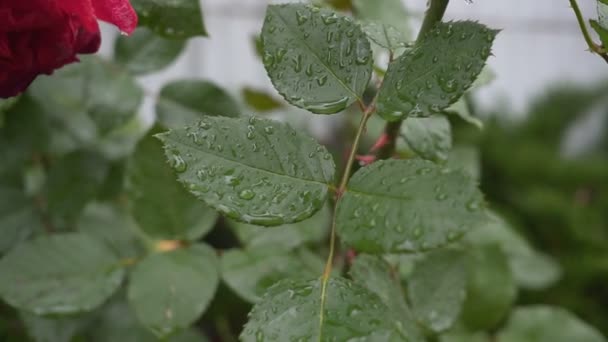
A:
[355, 154, 376, 165]
[370, 133, 390, 152]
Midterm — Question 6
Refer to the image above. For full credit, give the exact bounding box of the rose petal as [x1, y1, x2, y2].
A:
[92, 0, 138, 34]
[53, 0, 99, 33]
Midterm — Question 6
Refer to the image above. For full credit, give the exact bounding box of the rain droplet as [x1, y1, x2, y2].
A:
[170, 155, 187, 173]
[239, 189, 256, 200]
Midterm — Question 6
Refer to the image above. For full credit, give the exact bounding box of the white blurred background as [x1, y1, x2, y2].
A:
[100, 0, 607, 118]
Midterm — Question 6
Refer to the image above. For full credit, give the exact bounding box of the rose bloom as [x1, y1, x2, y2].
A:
[0, 0, 137, 98]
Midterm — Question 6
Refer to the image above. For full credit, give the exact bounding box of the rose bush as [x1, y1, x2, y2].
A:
[0, 0, 137, 98]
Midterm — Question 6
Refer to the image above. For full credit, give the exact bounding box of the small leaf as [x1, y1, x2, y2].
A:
[128, 129, 218, 240]
[156, 80, 241, 129]
[350, 255, 424, 341]
[590, 20, 608, 48]
[156, 116, 335, 226]
[241, 277, 405, 341]
[227, 205, 330, 250]
[498, 306, 606, 342]
[337, 159, 486, 253]
[400, 114, 452, 163]
[241, 87, 284, 112]
[221, 248, 323, 303]
[127, 244, 219, 338]
[407, 249, 468, 333]
[261, 4, 373, 114]
[361, 22, 411, 51]
[461, 245, 517, 331]
[114, 27, 186, 75]
[352, 0, 412, 37]
[377, 21, 498, 121]
[131, 0, 207, 38]
[0, 185, 42, 254]
[0, 233, 124, 315]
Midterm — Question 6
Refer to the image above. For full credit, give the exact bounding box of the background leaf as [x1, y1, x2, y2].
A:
[400, 114, 452, 163]
[156, 80, 241, 129]
[337, 159, 486, 253]
[157, 116, 335, 226]
[131, 0, 207, 38]
[128, 129, 218, 240]
[377, 21, 498, 121]
[0, 185, 42, 254]
[127, 244, 219, 338]
[114, 27, 186, 75]
[0, 233, 124, 315]
[261, 4, 373, 114]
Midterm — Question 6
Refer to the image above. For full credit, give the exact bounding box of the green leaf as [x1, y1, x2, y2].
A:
[400, 114, 452, 163]
[127, 244, 219, 337]
[336, 159, 486, 253]
[241, 87, 285, 113]
[461, 245, 517, 331]
[261, 4, 373, 114]
[352, 0, 412, 37]
[464, 212, 561, 290]
[114, 27, 186, 75]
[27, 56, 143, 158]
[128, 129, 218, 240]
[156, 80, 241, 129]
[77, 202, 146, 259]
[227, 205, 330, 250]
[440, 331, 490, 342]
[131, 0, 207, 39]
[498, 306, 606, 342]
[241, 277, 405, 341]
[0, 185, 42, 254]
[361, 22, 411, 51]
[20, 311, 93, 342]
[221, 247, 323, 303]
[45, 150, 110, 227]
[377, 21, 498, 121]
[0, 233, 124, 315]
[446, 145, 481, 181]
[349, 255, 424, 341]
[445, 98, 483, 129]
[590, 20, 608, 48]
[156, 116, 335, 226]
[407, 249, 468, 333]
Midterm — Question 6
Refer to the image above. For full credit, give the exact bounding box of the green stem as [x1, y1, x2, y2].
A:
[375, 0, 450, 160]
[569, 0, 608, 63]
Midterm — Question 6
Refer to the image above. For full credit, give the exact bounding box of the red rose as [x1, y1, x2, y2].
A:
[0, 0, 137, 98]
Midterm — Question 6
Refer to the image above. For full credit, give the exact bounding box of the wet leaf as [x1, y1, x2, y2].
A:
[261, 4, 373, 114]
[401, 114, 452, 163]
[352, 0, 412, 37]
[337, 159, 486, 253]
[156, 116, 335, 226]
[131, 0, 207, 39]
[361, 22, 411, 52]
[377, 21, 498, 121]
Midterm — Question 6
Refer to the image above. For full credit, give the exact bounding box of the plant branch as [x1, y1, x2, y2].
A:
[569, 0, 608, 63]
[374, 0, 450, 160]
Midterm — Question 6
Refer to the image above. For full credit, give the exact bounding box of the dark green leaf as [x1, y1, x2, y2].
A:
[127, 244, 219, 337]
[336, 159, 486, 253]
[156, 80, 241, 129]
[20, 311, 93, 342]
[408, 249, 468, 332]
[45, 150, 109, 227]
[0, 233, 124, 315]
[498, 306, 606, 342]
[128, 129, 218, 240]
[156, 116, 335, 226]
[401, 115, 452, 163]
[261, 4, 373, 114]
[0, 185, 42, 254]
[227, 205, 330, 250]
[350, 255, 424, 341]
[77, 202, 146, 259]
[241, 87, 284, 112]
[114, 27, 186, 75]
[377, 21, 498, 121]
[221, 248, 323, 303]
[241, 277, 405, 341]
[461, 245, 517, 331]
[131, 0, 207, 39]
